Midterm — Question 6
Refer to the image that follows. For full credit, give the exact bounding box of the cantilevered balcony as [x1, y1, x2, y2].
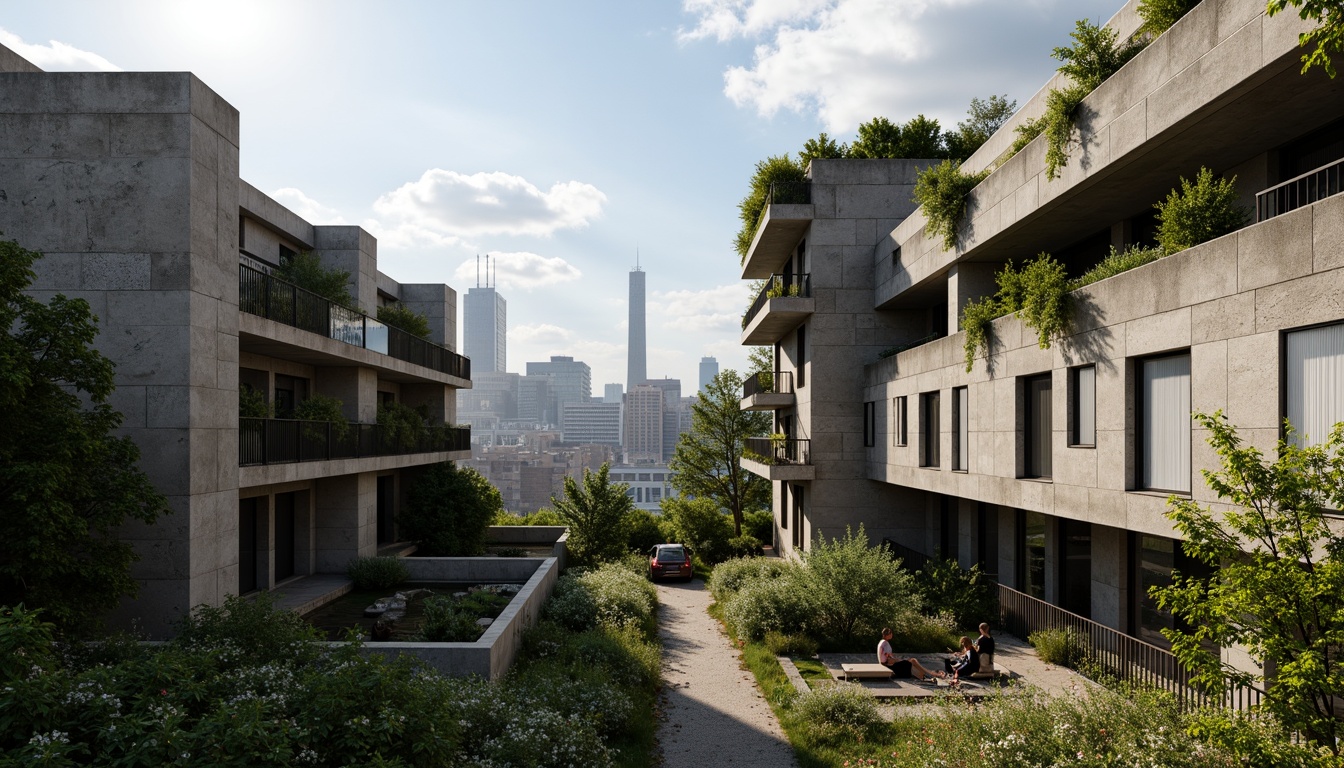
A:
[741, 273, 814, 346]
[741, 181, 813, 279]
[1257, 157, 1343, 222]
[239, 263, 471, 380]
[239, 418, 470, 466]
[741, 436, 814, 481]
[740, 371, 795, 411]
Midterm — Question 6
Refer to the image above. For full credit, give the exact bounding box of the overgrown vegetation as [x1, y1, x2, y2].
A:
[401, 461, 502, 556]
[239, 384, 271, 418]
[1029, 627, 1089, 667]
[275, 251, 355, 307]
[959, 253, 1070, 371]
[1268, 0, 1344, 78]
[377, 400, 433, 451]
[345, 555, 409, 590]
[912, 160, 990, 251]
[912, 558, 998, 632]
[376, 303, 432, 339]
[551, 463, 635, 566]
[294, 393, 350, 440]
[1154, 167, 1249, 253]
[1138, 0, 1199, 38]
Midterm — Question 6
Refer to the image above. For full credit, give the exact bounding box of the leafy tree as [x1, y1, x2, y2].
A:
[1155, 412, 1344, 752]
[897, 114, 946, 158]
[551, 463, 634, 565]
[401, 461, 502, 555]
[1137, 0, 1198, 38]
[0, 238, 167, 635]
[661, 497, 734, 564]
[625, 508, 670, 554]
[848, 116, 904, 158]
[945, 95, 1017, 160]
[274, 251, 356, 307]
[1154, 167, 1249, 254]
[747, 346, 774, 377]
[799, 132, 848, 165]
[804, 525, 920, 642]
[376, 303, 432, 339]
[1268, 0, 1344, 78]
[669, 370, 771, 537]
[734, 154, 807, 261]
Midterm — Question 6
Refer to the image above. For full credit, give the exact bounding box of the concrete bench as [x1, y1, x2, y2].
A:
[839, 663, 893, 680]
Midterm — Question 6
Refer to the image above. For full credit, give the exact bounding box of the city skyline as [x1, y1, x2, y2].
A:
[0, 0, 1124, 388]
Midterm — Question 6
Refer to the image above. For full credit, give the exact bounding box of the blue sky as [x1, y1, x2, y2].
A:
[1, 0, 1122, 390]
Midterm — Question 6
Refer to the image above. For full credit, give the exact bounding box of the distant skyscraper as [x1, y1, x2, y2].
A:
[604, 383, 623, 403]
[624, 384, 664, 463]
[698, 357, 718, 393]
[627, 263, 646, 391]
[463, 255, 506, 373]
[526, 356, 592, 412]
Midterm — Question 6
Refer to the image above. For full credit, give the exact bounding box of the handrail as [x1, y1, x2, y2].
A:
[239, 263, 471, 380]
[743, 370, 794, 398]
[767, 180, 812, 205]
[1256, 157, 1344, 222]
[742, 273, 812, 329]
[878, 332, 942, 360]
[743, 436, 811, 466]
[239, 417, 470, 466]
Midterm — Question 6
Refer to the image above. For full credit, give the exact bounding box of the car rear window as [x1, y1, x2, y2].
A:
[656, 548, 686, 562]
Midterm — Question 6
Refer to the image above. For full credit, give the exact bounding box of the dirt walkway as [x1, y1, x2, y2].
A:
[656, 580, 799, 767]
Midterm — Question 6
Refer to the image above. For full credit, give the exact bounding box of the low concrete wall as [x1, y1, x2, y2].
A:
[484, 526, 569, 571]
[354, 556, 561, 680]
[402, 556, 547, 583]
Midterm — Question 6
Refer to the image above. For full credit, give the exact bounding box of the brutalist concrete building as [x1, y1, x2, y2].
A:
[0, 46, 472, 635]
[740, 0, 1343, 647]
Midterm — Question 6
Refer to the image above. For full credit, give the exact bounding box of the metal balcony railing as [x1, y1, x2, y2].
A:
[767, 180, 812, 205]
[239, 263, 471, 380]
[1256, 157, 1344, 222]
[743, 370, 794, 398]
[742, 273, 812, 329]
[878, 332, 942, 360]
[743, 436, 811, 466]
[239, 418, 470, 466]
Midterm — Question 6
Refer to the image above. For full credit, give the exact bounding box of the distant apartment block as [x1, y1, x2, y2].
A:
[471, 432, 612, 514]
[624, 384, 665, 463]
[560, 401, 622, 447]
[610, 465, 675, 512]
[526, 355, 592, 413]
[0, 47, 473, 635]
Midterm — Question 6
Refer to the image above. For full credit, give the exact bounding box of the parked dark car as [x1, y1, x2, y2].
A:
[648, 544, 693, 582]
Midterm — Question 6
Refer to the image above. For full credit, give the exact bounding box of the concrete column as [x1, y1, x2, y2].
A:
[998, 506, 1018, 591]
[403, 382, 452, 424]
[315, 366, 378, 423]
[314, 226, 378, 314]
[947, 262, 999, 334]
[314, 473, 377, 573]
[400, 283, 457, 350]
[1091, 524, 1126, 629]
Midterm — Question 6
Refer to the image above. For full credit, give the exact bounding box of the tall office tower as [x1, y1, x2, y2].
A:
[516, 375, 553, 424]
[525, 356, 592, 414]
[463, 255, 507, 372]
[623, 384, 664, 464]
[699, 357, 719, 393]
[604, 383, 623, 403]
[627, 264, 646, 391]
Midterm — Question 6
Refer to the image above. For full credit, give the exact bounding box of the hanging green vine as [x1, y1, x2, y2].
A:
[914, 160, 990, 251]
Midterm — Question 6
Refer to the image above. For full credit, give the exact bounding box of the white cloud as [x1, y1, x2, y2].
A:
[271, 188, 348, 225]
[371, 169, 607, 239]
[509, 323, 573, 345]
[451, 251, 582, 292]
[651, 283, 753, 334]
[0, 28, 120, 71]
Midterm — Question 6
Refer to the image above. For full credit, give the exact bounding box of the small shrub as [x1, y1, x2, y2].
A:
[1009, 116, 1046, 156]
[1015, 253, 1072, 349]
[735, 154, 807, 261]
[960, 293, 1008, 372]
[377, 400, 429, 451]
[0, 604, 56, 682]
[1137, 0, 1198, 38]
[788, 684, 885, 745]
[376, 302, 431, 339]
[1042, 19, 1145, 180]
[507, 664, 634, 738]
[417, 596, 483, 642]
[722, 571, 816, 641]
[805, 526, 920, 642]
[1073, 244, 1166, 289]
[238, 385, 270, 418]
[174, 593, 322, 668]
[890, 611, 959, 653]
[726, 535, 764, 559]
[625, 507, 670, 554]
[708, 556, 799, 603]
[662, 497, 734, 564]
[346, 556, 408, 590]
[293, 393, 349, 440]
[1030, 627, 1087, 667]
[274, 251, 355, 307]
[764, 630, 819, 657]
[544, 562, 658, 638]
[1154, 166, 1248, 254]
[914, 159, 990, 251]
[914, 558, 998, 631]
[743, 508, 774, 543]
[1041, 82, 1091, 181]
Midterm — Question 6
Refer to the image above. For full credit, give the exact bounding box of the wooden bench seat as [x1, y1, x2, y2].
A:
[839, 663, 894, 680]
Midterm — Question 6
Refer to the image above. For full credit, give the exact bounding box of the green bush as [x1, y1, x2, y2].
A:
[1030, 627, 1088, 667]
[416, 595, 483, 642]
[764, 630, 819, 657]
[543, 562, 658, 638]
[735, 154, 807, 261]
[401, 461, 502, 556]
[804, 525, 920, 642]
[743, 508, 774, 543]
[376, 303, 431, 339]
[274, 251, 355, 307]
[239, 384, 270, 418]
[1154, 166, 1248, 254]
[625, 507, 670, 554]
[0, 604, 56, 683]
[377, 400, 430, 451]
[508, 663, 634, 738]
[1073, 244, 1166, 290]
[662, 497, 734, 564]
[726, 535, 764, 559]
[960, 292, 1008, 372]
[913, 159, 990, 251]
[787, 684, 885, 745]
[722, 571, 817, 641]
[1137, 0, 1198, 38]
[346, 556, 409, 590]
[708, 556, 799, 603]
[293, 393, 349, 440]
[914, 558, 998, 631]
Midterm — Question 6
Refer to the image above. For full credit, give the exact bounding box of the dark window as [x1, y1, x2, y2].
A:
[891, 246, 901, 265]
[938, 496, 958, 560]
[377, 475, 396, 545]
[1058, 519, 1091, 618]
[894, 396, 908, 446]
[1071, 365, 1096, 447]
[976, 502, 999, 579]
[797, 325, 807, 388]
[1130, 534, 1214, 649]
[1024, 374, 1052, 478]
[792, 484, 805, 549]
[952, 386, 968, 471]
[920, 391, 941, 468]
[1017, 509, 1046, 599]
[863, 401, 876, 447]
[279, 244, 297, 266]
[238, 497, 259, 594]
[274, 492, 296, 582]
[780, 483, 789, 530]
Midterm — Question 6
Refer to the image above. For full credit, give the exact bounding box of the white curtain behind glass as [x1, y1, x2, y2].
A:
[1287, 324, 1344, 448]
[1076, 366, 1096, 445]
[1142, 355, 1191, 492]
[956, 387, 969, 470]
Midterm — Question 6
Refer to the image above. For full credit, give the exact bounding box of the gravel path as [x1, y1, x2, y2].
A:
[656, 580, 799, 767]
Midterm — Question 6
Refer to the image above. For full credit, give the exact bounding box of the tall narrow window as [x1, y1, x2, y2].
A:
[1072, 365, 1096, 447]
[1286, 323, 1344, 448]
[797, 325, 807, 388]
[1018, 510, 1046, 599]
[920, 391, 941, 468]
[1139, 354, 1191, 493]
[1024, 374, 1052, 478]
[863, 401, 876, 447]
[953, 386, 969, 471]
[894, 396, 908, 446]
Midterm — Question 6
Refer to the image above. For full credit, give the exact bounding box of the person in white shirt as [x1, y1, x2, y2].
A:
[877, 627, 943, 680]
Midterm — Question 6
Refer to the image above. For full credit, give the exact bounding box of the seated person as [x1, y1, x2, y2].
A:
[943, 636, 980, 679]
[878, 627, 944, 681]
[974, 622, 995, 663]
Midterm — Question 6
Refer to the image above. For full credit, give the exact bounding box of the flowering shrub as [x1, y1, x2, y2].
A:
[543, 561, 657, 637]
[788, 684, 884, 745]
[708, 556, 799, 603]
[722, 572, 816, 641]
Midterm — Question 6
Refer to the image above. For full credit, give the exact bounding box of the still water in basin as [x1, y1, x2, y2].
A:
[303, 582, 521, 641]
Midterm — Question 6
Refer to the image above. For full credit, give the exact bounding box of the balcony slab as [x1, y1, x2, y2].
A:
[741, 455, 816, 482]
[740, 393, 796, 411]
[741, 204, 814, 279]
[741, 297, 815, 346]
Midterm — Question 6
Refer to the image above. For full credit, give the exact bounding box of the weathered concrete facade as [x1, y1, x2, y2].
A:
[739, 0, 1344, 651]
[0, 49, 471, 635]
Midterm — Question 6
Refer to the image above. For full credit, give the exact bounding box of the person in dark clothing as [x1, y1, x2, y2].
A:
[943, 636, 979, 679]
[975, 622, 995, 658]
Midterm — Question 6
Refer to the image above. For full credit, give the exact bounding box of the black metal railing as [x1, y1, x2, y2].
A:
[768, 180, 812, 205]
[1256, 157, 1344, 222]
[878, 332, 942, 360]
[744, 436, 811, 466]
[743, 370, 794, 398]
[995, 582, 1264, 712]
[239, 263, 471, 380]
[742, 273, 812, 329]
[882, 538, 933, 572]
[239, 418, 470, 466]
